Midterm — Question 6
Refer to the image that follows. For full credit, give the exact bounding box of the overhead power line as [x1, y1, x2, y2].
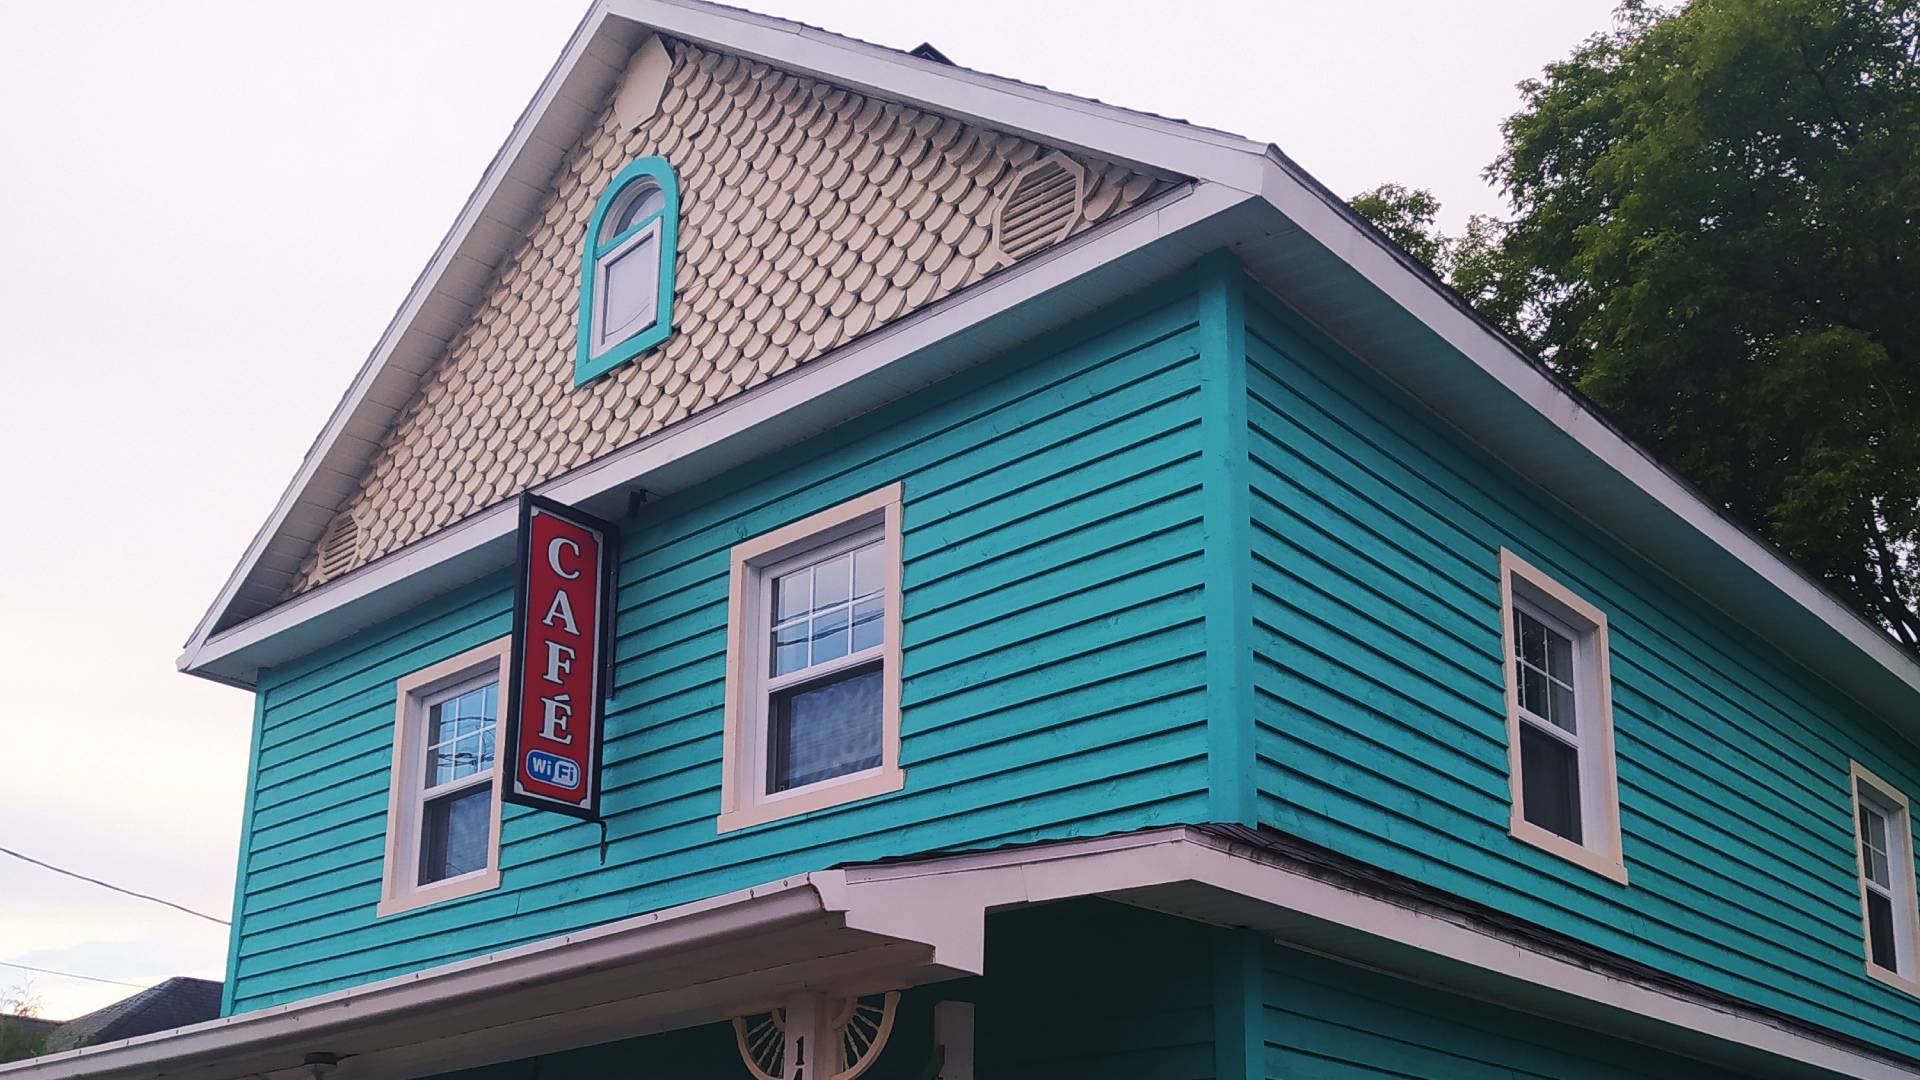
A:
[0, 960, 148, 989]
[0, 845, 229, 927]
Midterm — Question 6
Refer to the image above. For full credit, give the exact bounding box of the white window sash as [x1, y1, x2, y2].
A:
[378, 638, 512, 917]
[718, 485, 907, 833]
[1498, 548, 1625, 884]
[591, 216, 662, 356]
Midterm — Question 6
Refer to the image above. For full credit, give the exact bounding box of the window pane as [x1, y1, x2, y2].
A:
[419, 784, 492, 885]
[1517, 662, 1548, 719]
[1545, 629, 1574, 683]
[775, 566, 811, 622]
[850, 595, 884, 654]
[768, 664, 883, 792]
[612, 183, 664, 235]
[599, 234, 658, 340]
[772, 619, 809, 676]
[810, 603, 850, 666]
[1867, 890, 1899, 970]
[1518, 611, 1547, 668]
[1520, 722, 1583, 844]
[1549, 679, 1577, 733]
[853, 541, 884, 598]
[815, 552, 852, 607]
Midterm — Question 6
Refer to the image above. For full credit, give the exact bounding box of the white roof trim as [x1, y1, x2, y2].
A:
[1250, 149, 1920, 710]
[8, 829, 1910, 1079]
[184, 0, 1920, 738]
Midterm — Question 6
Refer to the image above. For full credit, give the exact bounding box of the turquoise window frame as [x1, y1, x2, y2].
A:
[575, 157, 679, 386]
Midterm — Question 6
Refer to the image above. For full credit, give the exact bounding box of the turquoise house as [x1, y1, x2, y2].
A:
[11, 2, 1920, 1077]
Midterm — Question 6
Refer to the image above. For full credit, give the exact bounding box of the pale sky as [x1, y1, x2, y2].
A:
[0, 0, 1618, 1022]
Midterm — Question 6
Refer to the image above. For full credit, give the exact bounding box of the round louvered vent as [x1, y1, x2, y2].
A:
[987, 152, 1086, 265]
[732, 992, 900, 1080]
[314, 512, 362, 584]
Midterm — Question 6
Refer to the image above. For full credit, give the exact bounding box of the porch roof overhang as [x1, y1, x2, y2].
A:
[8, 828, 1915, 1080]
[0, 872, 977, 1080]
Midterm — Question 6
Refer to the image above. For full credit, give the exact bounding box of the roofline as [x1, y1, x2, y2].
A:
[179, 0, 1270, 656]
[182, 0, 1920, 736]
[1247, 142, 1920, 713]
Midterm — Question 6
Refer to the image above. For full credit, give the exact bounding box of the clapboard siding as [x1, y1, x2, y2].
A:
[1243, 288, 1920, 1057]
[1262, 944, 1741, 1079]
[226, 283, 1216, 1011]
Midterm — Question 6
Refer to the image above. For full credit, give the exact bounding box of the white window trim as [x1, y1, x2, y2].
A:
[377, 637, 511, 916]
[718, 483, 906, 833]
[1498, 548, 1627, 884]
[1849, 760, 1920, 995]
[591, 215, 662, 358]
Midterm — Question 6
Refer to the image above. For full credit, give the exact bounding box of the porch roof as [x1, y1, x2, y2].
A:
[6, 827, 1913, 1080]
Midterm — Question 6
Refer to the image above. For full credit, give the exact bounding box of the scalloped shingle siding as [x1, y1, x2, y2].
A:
[289, 41, 1169, 593]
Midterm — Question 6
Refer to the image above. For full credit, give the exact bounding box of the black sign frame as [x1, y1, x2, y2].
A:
[502, 493, 620, 823]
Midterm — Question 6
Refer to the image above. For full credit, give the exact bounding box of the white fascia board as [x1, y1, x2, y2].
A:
[839, 828, 1920, 1079]
[179, 182, 1256, 686]
[605, 0, 1271, 188]
[1249, 149, 1920, 716]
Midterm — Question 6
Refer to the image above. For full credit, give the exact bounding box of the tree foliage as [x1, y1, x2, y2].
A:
[0, 983, 48, 1064]
[1353, 0, 1920, 647]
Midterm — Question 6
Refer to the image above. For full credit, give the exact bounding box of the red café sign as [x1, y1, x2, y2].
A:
[504, 495, 618, 820]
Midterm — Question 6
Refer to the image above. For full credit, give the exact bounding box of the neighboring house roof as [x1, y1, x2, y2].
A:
[43, 979, 220, 1053]
[178, 0, 1920, 745]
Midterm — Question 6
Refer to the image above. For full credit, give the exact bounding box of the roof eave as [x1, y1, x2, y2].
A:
[181, 0, 1920, 743]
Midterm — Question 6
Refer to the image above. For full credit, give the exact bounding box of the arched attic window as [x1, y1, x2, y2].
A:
[575, 157, 678, 385]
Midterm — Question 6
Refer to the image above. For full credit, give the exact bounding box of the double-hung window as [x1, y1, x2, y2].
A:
[718, 485, 906, 832]
[1851, 763, 1920, 991]
[378, 638, 511, 915]
[1498, 549, 1626, 883]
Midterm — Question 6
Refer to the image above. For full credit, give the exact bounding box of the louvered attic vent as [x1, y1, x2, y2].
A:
[314, 512, 362, 584]
[988, 152, 1086, 264]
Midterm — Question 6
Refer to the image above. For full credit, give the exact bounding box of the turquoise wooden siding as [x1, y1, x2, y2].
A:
[226, 279, 1218, 1012]
[1261, 944, 1742, 1078]
[1241, 284, 1920, 1058]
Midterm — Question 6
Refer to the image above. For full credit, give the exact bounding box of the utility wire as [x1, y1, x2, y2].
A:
[0, 960, 148, 989]
[0, 845, 229, 927]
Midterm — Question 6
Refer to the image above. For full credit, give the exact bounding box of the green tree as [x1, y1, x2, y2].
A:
[1355, 0, 1920, 647]
[0, 983, 49, 1064]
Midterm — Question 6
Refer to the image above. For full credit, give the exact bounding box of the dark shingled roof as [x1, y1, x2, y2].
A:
[44, 978, 220, 1052]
